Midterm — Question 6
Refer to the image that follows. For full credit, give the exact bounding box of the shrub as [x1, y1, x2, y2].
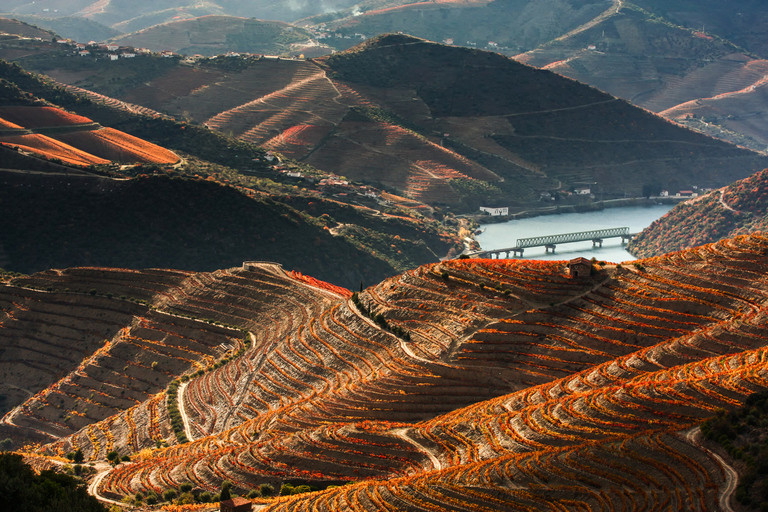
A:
[259, 483, 274, 497]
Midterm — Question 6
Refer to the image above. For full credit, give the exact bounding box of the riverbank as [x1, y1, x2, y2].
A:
[473, 203, 675, 262]
[471, 197, 685, 224]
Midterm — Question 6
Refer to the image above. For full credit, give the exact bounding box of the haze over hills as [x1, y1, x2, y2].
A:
[1, 0, 362, 33]
[4, 1, 768, 152]
[107, 16, 323, 58]
[2, 234, 768, 510]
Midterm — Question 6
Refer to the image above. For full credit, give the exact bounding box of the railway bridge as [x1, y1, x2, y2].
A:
[470, 227, 635, 258]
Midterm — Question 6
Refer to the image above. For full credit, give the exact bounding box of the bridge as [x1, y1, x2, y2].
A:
[470, 227, 635, 259]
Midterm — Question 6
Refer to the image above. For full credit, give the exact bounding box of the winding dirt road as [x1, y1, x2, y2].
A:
[683, 426, 738, 512]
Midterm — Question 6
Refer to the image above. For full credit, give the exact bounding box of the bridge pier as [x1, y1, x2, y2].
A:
[592, 238, 603, 248]
[621, 234, 634, 245]
[513, 248, 524, 257]
[545, 244, 556, 253]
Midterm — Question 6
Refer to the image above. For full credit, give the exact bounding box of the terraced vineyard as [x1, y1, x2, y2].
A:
[35, 33, 768, 210]
[3, 234, 768, 509]
[0, 106, 179, 165]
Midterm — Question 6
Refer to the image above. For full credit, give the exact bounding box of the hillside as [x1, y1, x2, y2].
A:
[0, 16, 55, 39]
[314, 34, 768, 202]
[0, 58, 462, 289]
[108, 16, 321, 57]
[18, 33, 767, 211]
[309, 0, 608, 53]
[512, 4, 768, 152]
[4, 233, 768, 510]
[0, 14, 121, 43]
[1, 1, 362, 33]
[628, 167, 768, 259]
[0, 105, 179, 165]
[631, 0, 768, 59]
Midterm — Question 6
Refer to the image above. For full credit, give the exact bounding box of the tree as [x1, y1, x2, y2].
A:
[642, 183, 662, 199]
[72, 449, 84, 464]
[220, 480, 232, 501]
[106, 451, 119, 465]
[0, 453, 106, 512]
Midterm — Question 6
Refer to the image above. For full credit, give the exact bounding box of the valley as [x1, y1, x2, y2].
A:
[3, 3, 768, 510]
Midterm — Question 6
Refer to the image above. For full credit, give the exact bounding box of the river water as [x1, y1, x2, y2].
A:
[475, 204, 674, 263]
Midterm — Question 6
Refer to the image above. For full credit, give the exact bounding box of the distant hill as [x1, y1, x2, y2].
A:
[1, 0, 362, 32]
[513, 4, 768, 152]
[628, 167, 768, 258]
[108, 15, 321, 57]
[311, 0, 608, 53]
[0, 57, 460, 288]
[0, 16, 55, 39]
[1, 14, 121, 43]
[314, 34, 768, 204]
[632, 0, 768, 58]
[26, 33, 761, 211]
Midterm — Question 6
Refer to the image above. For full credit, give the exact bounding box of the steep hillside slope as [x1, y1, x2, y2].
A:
[0, 172, 441, 289]
[629, 167, 768, 258]
[8, 234, 768, 510]
[38, 34, 768, 210]
[512, 4, 768, 152]
[0, 58, 461, 289]
[1, 14, 120, 43]
[108, 16, 319, 57]
[631, 0, 768, 58]
[0, 105, 179, 165]
[314, 34, 768, 202]
[0, 17, 55, 39]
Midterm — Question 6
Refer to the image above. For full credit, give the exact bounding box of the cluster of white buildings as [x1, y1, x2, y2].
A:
[54, 39, 171, 60]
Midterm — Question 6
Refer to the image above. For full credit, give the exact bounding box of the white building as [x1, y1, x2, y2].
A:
[480, 206, 509, 216]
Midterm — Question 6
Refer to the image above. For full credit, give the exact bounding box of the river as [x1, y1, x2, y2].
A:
[475, 204, 673, 263]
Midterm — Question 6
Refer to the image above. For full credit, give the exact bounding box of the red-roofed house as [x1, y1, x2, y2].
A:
[220, 497, 252, 512]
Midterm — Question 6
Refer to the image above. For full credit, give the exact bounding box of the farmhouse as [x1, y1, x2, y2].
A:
[479, 206, 508, 216]
[567, 257, 592, 278]
[220, 497, 252, 512]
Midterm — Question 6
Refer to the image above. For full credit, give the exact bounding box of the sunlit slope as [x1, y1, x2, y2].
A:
[0, 106, 179, 165]
[20, 234, 768, 509]
[629, 167, 768, 258]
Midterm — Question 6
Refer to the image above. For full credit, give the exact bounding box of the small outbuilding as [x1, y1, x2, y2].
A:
[567, 257, 592, 278]
[220, 497, 253, 512]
